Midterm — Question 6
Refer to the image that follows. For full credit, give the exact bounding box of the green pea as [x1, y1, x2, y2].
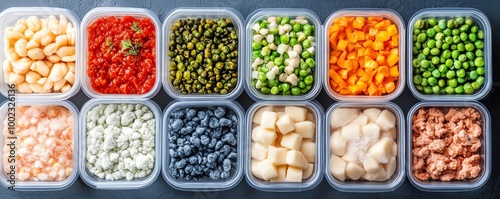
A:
[416, 85, 424, 91]
[445, 59, 453, 67]
[426, 28, 436, 37]
[453, 35, 461, 43]
[445, 36, 453, 44]
[413, 75, 423, 84]
[301, 51, 311, 59]
[412, 58, 421, 67]
[474, 57, 485, 67]
[274, 57, 283, 66]
[292, 23, 301, 32]
[424, 86, 433, 94]
[442, 50, 451, 59]
[298, 81, 306, 89]
[270, 86, 279, 94]
[457, 43, 465, 52]
[469, 70, 479, 80]
[428, 18, 437, 26]
[446, 70, 456, 79]
[464, 83, 474, 93]
[432, 69, 441, 78]
[261, 86, 270, 94]
[471, 81, 480, 90]
[477, 30, 484, 39]
[465, 19, 473, 26]
[302, 39, 311, 49]
[460, 32, 468, 41]
[283, 90, 291, 95]
[445, 86, 454, 94]
[456, 69, 466, 78]
[415, 19, 425, 29]
[304, 75, 313, 85]
[280, 34, 290, 44]
[454, 60, 462, 69]
[452, 29, 459, 36]
[417, 33, 427, 42]
[430, 48, 440, 55]
[442, 43, 449, 50]
[448, 78, 458, 88]
[252, 41, 261, 50]
[462, 61, 470, 70]
[476, 76, 485, 85]
[438, 19, 447, 30]
[431, 56, 440, 65]
[306, 58, 315, 67]
[447, 20, 455, 29]
[438, 64, 448, 74]
[289, 38, 298, 46]
[423, 47, 430, 55]
[457, 77, 466, 84]
[415, 42, 422, 49]
[432, 85, 440, 94]
[420, 60, 430, 68]
[427, 39, 436, 48]
[418, 53, 426, 61]
[436, 40, 443, 49]
[281, 17, 290, 25]
[465, 51, 475, 60]
[476, 66, 485, 75]
[299, 69, 308, 77]
[428, 77, 437, 86]
[269, 79, 279, 87]
[474, 40, 484, 49]
[475, 49, 483, 57]
[469, 33, 477, 42]
[459, 24, 470, 32]
[281, 82, 290, 91]
[300, 61, 308, 70]
[458, 54, 467, 62]
[421, 78, 428, 87]
[438, 79, 445, 87]
[269, 27, 279, 35]
[291, 87, 300, 95]
[253, 50, 263, 58]
[455, 85, 464, 94]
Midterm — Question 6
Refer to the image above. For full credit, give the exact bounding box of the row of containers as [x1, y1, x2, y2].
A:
[0, 7, 492, 101]
[0, 99, 491, 192]
[0, 5, 491, 193]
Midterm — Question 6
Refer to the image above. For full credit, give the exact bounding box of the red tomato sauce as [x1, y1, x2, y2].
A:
[87, 16, 156, 94]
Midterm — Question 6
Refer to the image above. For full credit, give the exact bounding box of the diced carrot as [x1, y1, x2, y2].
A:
[375, 72, 385, 83]
[364, 48, 377, 59]
[387, 24, 398, 36]
[339, 69, 349, 79]
[376, 54, 385, 65]
[338, 51, 347, 68]
[379, 50, 390, 56]
[367, 83, 378, 96]
[347, 75, 358, 85]
[339, 19, 348, 27]
[330, 24, 341, 34]
[378, 65, 389, 76]
[390, 48, 399, 55]
[353, 17, 365, 29]
[330, 64, 340, 70]
[373, 40, 384, 50]
[344, 60, 353, 71]
[337, 39, 348, 51]
[355, 67, 364, 77]
[357, 48, 366, 57]
[369, 28, 379, 37]
[354, 30, 365, 41]
[387, 54, 399, 67]
[364, 60, 379, 69]
[378, 84, 387, 94]
[389, 66, 399, 77]
[347, 51, 357, 60]
[348, 85, 362, 95]
[346, 43, 355, 52]
[389, 35, 399, 47]
[356, 80, 368, 91]
[329, 54, 338, 64]
[368, 16, 384, 22]
[363, 39, 373, 48]
[384, 81, 395, 93]
[330, 79, 338, 89]
[340, 88, 352, 95]
[375, 21, 386, 29]
[329, 69, 342, 83]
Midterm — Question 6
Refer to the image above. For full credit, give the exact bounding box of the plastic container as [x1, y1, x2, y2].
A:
[407, 8, 492, 101]
[324, 102, 405, 192]
[80, 7, 161, 99]
[0, 100, 79, 191]
[406, 101, 491, 192]
[162, 100, 244, 191]
[79, 99, 161, 190]
[162, 8, 244, 100]
[323, 9, 406, 102]
[245, 8, 323, 101]
[0, 7, 81, 100]
[245, 100, 324, 192]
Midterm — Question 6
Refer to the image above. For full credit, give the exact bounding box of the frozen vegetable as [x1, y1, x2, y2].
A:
[250, 106, 316, 182]
[3, 106, 74, 181]
[250, 16, 316, 96]
[329, 107, 398, 182]
[87, 16, 156, 94]
[3, 15, 76, 93]
[85, 104, 156, 180]
[411, 107, 482, 181]
[411, 17, 485, 94]
[167, 106, 238, 180]
[168, 18, 238, 95]
[328, 16, 400, 96]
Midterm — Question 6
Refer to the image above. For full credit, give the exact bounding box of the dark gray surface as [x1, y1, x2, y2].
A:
[1, 0, 500, 198]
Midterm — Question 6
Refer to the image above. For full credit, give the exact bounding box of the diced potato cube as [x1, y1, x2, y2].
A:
[330, 130, 347, 156]
[362, 122, 380, 140]
[281, 132, 303, 150]
[341, 122, 361, 141]
[258, 159, 278, 180]
[261, 111, 278, 131]
[345, 162, 365, 180]
[295, 121, 315, 138]
[300, 141, 316, 163]
[303, 163, 314, 179]
[253, 127, 277, 147]
[251, 142, 268, 161]
[267, 146, 288, 166]
[286, 150, 309, 169]
[330, 108, 359, 129]
[375, 109, 396, 130]
[351, 113, 368, 126]
[285, 106, 308, 122]
[367, 137, 394, 163]
[362, 156, 383, 174]
[306, 112, 315, 123]
[251, 159, 264, 180]
[330, 155, 347, 181]
[363, 108, 382, 123]
[361, 168, 387, 182]
[392, 142, 398, 157]
[285, 167, 303, 182]
[253, 106, 273, 124]
[276, 114, 295, 134]
[384, 156, 397, 180]
[342, 152, 358, 163]
[270, 165, 287, 182]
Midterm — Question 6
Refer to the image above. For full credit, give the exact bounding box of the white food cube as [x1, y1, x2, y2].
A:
[260, 111, 278, 131]
[275, 114, 296, 134]
[285, 106, 308, 122]
[367, 137, 394, 163]
[345, 162, 365, 180]
[251, 159, 264, 180]
[294, 121, 315, 138]
[330, 130, 347, 156]
[251, 142, 268, 161]
[351, 113, 368, 126]
[330, 108, 359, 129]
[273, 107, 285, 113]
[388, 127, 397, 140]
[302, 163, 314, 179]
[254, 127, 277, 147]
[361, 168, 387, 182]
[375, 109, 396, 130]
[341, 122, 361, 141]
[363, 108, 382, 122]
[306, 112, 315, 123]
[251, 126, 262, 143]
[285, 167, 303, 182]
[330, 155, 347, 181]
[384, 156, 397, 180]
[281, 132, 303, 150]
[276, 112, 286, 120]
[362, 156, 383, 174]
[392, 142, 398, 157]
[300, 141, 315, 163]
[270, 165, 287, 182]
[253, 106, 274, 124]
[342, 152, 358, 163]
[285, 150, 309, 169]
[362, 122, 380, 140]
[257, 159, 278, 180]
[267, 146, 288, 166]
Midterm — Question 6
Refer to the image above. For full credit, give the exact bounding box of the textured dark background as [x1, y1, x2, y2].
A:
[1, 0, 500, 198]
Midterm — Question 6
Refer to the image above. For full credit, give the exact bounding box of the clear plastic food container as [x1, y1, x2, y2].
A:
[245, 8, 323, 101]
[323, 9, 406, 102]
[0, 7, 81, 100]
[245, 100, 324, 192]
[162, 8, 244, 101]
[407, 8, 492, 101]
[0, 100, 79, 191]
[406, 101, 491, 192]
[79, 99, 161, 190]
[162, 100, 244, 191]
[324, 102, 405, 192]
[80, 7, 161, 99]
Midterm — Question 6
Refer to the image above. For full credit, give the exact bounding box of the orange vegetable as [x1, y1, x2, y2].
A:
[328, 15, 400, 96]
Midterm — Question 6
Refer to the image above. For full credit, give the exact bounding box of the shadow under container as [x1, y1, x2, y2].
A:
[245, 100, 324, 192]
[245, 8, 323, 101]
[162, 8, 245, 101]
[79, 99, 162, 190]
[0, 7, 81, 100]
[80, 7, 162, 99]
[407, 8, 492, 101]
[323, 9, 406, 102]
[162, 100, 245, 191]
[0, 100, 79, 191]
[324, 102, 405, 192]
[406, 101, 491, 192]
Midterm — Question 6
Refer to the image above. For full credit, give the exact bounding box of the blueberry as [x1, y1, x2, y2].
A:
[195, 127, 206, 134]
[197, 111, 206, 119]
[206, 110, 214, 117]
[217, 154, 225, 163]
[200, 135, 210, 145]
[223, 159, 232, 171]
[169, 168, 179, 178]
[189, 156, 198, 164]
[220, 171, 230, 180]
[214, 107, 226, 118]
[176, 138, 185, 146]
[209, 170, 220, 180]
[215, 141, 223, 150]
[186, 109, 197, 119]
[200, 116, 209, 127]
[208, 138, 217, 148]
[222, 133, 236, 146]
[220, 145, 231, 156]
[219, 118, 232, 127]
[169, 149, 177, 158]
[207, 162, 217, 169]
[209, 117, 219, 128]
[207, 153, 217, 163]
[192, 138, 201, 147]
[227, 152, 237, 160]
[210, 128, 222, 139]
[179, 169, 185, 178]
[170, 119, 184, 132]
[172, 109, 185, 119]
[183, 145, 192, 156]
[185, 165, 194, 174]
[175, 159, 187, 169]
